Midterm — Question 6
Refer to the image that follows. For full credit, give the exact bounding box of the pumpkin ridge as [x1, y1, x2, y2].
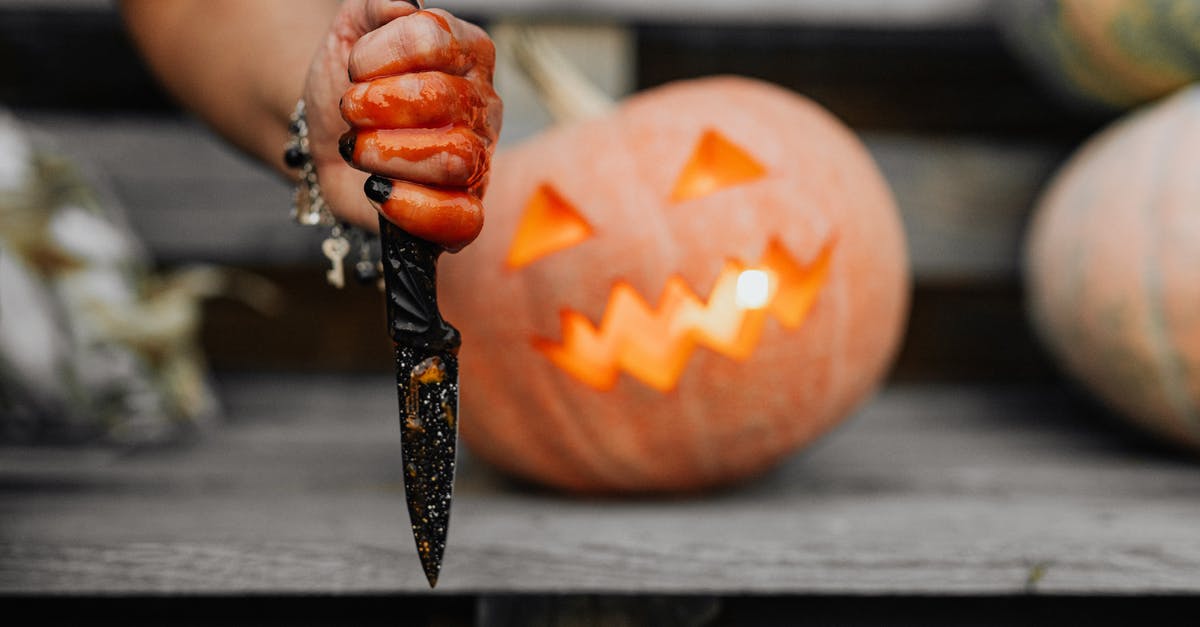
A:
[1141, 100, 1200, 436]
[1032, 108, 1131, 369]
[463, 352, 608, 490]
[822, 248, 848, 447]
[519, 271, 635, 489]
[462, 258, 621, 491]
[1061, 130, 1115, 359]
[542, 348, 657, 490]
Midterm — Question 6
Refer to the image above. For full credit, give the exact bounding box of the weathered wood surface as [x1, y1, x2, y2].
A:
[445, 0, 993, 27]
[3, 376, 1199, 594]
[1, 0, 992, 27]
[3, 3, 1101, 137]
[24, 115, 1063, 280]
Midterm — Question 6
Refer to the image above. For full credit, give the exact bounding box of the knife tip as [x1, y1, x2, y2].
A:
[421, 558, 442, 588]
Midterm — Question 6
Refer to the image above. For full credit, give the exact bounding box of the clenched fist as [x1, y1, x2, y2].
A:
[303, 0, 501, 251]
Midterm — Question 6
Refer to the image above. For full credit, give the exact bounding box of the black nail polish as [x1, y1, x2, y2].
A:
[338, 133, 356, 163]
[398, 0, 421, 8]
[365, 175, 393, 204]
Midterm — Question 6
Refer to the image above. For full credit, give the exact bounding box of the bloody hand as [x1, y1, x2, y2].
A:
[337, 4, 501, 251]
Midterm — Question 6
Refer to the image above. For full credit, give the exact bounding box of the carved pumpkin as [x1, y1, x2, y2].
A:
[1001, 0, 1200, 110]
[442, 76, 909, 492]
[1026, 86, 1200, 451]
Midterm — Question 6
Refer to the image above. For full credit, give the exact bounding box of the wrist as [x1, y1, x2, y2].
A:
[284, 98, 383, 290]
[284, 100, 331, 226]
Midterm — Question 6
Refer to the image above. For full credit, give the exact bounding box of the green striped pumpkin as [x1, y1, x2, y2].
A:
[1002, 0, 1200, 110]
[1026, 86, 1200, 449]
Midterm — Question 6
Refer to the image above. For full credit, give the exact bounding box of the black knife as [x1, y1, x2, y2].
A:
[377, 210, 460, 588]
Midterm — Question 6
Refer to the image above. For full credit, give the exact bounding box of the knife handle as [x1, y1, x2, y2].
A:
[378, 215, 462, 353]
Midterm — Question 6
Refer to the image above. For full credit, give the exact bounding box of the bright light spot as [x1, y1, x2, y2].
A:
[735, 269, 772, 309]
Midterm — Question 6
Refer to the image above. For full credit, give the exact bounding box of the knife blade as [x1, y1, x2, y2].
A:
[378, 213, 461, 588]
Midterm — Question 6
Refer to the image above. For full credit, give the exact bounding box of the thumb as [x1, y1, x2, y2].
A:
[342, 0, 422, 40]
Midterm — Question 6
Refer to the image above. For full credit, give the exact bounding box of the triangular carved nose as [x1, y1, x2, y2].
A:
[670, 130, 767, 203]
[506, 183, 594, 269]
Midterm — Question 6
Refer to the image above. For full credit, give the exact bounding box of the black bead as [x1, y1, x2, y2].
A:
[284, 146, 307, 168]
[365, 175, 393, 204]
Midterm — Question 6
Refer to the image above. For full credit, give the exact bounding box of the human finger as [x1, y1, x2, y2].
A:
[339, 0, 421, 40]
[340, 126, 491, 188]
[364, 175, 484, 251]
[340, 72, 493, 136]
[348, 9, 495, 82]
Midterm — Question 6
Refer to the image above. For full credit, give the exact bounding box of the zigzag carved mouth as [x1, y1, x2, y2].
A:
[533, 238, 834, 392]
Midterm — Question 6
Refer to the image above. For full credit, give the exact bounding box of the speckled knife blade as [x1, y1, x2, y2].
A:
[379, 215, 461, 588]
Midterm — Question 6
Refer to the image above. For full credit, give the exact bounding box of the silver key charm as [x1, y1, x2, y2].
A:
[322, 235, 351, 288]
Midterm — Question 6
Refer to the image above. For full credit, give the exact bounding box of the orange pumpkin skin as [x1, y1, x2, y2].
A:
[1026, 87, 1200, 450]
[443, 77, 910, 493]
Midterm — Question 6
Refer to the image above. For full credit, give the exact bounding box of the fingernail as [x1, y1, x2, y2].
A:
[365, 175, 393, 204]
[338, 133, 356, 163]
[397, 0, 421, 7]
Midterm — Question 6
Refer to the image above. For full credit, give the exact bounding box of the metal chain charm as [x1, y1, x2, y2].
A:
[285, 100, 333, 227]
[284, 99, 382, 289]
[322, 226, 351, 289]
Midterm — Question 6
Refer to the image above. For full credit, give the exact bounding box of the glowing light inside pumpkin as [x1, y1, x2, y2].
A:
[506, 183, 593, 269]
[735, 269, 772, 309]
[670, 129, 767, 203]
[534, 239, 835, 392]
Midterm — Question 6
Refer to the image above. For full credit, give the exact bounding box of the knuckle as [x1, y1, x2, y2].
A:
[346, 37, 371, 80]
[400, 12, 444, 47]
[440, 137, 486, 185]
[364, 0, 385, 29]
[476, 35, 496, 61]
[424, 8, 455, 23]
[340, 83, 365, 114]
[442, 154, 472, 184]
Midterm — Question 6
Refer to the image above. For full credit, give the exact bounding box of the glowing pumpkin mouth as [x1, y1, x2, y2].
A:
[533, 239, 834, 392]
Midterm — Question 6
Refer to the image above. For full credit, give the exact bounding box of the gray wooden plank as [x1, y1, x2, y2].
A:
[0, 0, 107, 8]
[3, 376, 1200, 594]
[23, 115, 1060, 279]
[876, 135, 1065, 282]
[22, 116, 326, 265]
[0, 0, 991, 28]
[439, 0, 992, 27]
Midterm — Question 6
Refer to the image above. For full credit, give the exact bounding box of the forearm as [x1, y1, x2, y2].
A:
[120, 0, 339, 177]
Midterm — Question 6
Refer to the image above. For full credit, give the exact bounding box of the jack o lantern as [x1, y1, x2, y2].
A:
[442, 63, 908, 492]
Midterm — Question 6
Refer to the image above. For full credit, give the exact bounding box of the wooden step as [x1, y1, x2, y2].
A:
[3, 375, 1196, 594]
[25, 114, 1065, 282]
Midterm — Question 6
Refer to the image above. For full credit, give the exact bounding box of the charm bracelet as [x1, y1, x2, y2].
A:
[285, 99, 383, 289]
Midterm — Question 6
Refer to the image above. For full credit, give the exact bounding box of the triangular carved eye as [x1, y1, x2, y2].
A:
[670, 130, 767, 203]
[506, 183, 594, 269]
